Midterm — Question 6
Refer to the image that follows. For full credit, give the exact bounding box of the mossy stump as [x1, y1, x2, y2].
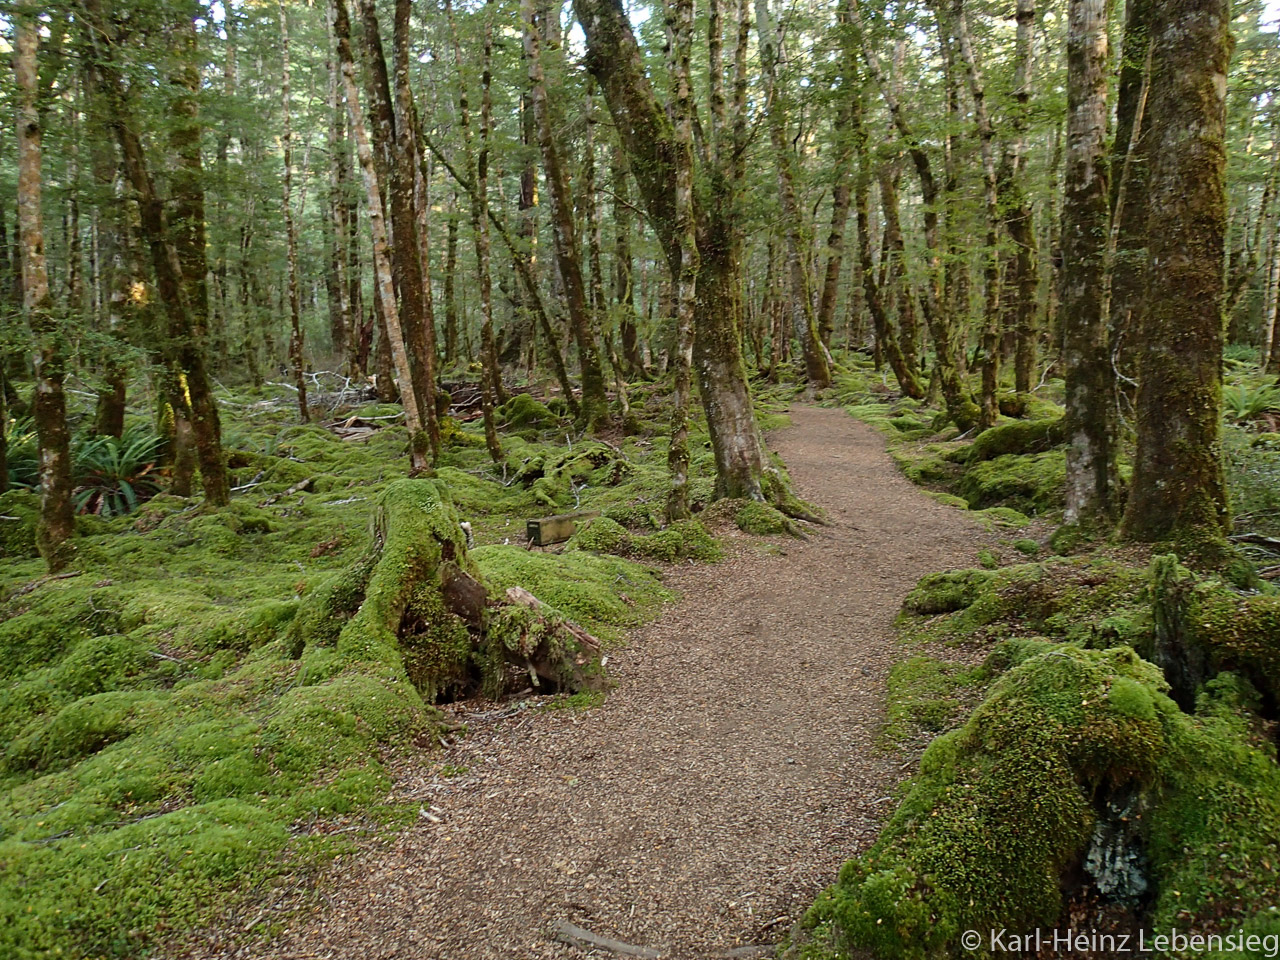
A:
[289, 479, 609, 704]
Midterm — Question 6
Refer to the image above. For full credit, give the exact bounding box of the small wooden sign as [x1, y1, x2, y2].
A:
[526, 510, 601, 547]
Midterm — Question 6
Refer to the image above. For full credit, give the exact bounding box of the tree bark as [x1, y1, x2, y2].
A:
[333, 0, 431, 473]
[755, 0, 830, 388]
[1122, 0, 1233, 551]
[665, 0, 698, 522]
[1059, 0, 1118, 525]
[80, 0, 229, 507]
[577, 0, 782, 505]
[524, 0, 610, 430]
[279, 1, 310, 423]
[16, 13, 75, 571]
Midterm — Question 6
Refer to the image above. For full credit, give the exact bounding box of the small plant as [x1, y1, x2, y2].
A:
[1223, 383, 1280, 424]
[3, 416, 39, 488]
[72, 427, 166, 517]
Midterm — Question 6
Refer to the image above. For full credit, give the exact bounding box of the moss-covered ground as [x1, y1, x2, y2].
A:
[0, 377, 760, 959]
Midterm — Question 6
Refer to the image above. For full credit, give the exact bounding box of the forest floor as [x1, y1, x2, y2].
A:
[176, 405, 994, 960]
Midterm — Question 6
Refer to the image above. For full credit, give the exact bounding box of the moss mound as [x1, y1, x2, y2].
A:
[958, 450, 1066, 514]
[497, 394, 561, 433]
[565, 515, 723, 563]
[0, 489, 39, 559]
[794, 648, 1280, 960]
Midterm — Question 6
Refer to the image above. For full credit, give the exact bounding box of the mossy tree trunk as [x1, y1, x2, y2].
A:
[1121, 0, 1232, 552]
[852, 0, 976, 430]
[756, 0, 830, 389]
[279, 2, 310, 424]
[1106, 0, 1154, 391]
[81, 0, 229, 508]
[1059, 0, 1119, 526]
[332, 0, 431, 473]
[16, 13, 75, 572]
[524, 0, 610, 432]
[577, 0, 788, 505]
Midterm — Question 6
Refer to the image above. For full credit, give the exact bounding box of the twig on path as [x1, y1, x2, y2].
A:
[551, 920, 665, 958]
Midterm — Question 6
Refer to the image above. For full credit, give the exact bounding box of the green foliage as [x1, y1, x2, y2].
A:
[566, 515, 723, 563]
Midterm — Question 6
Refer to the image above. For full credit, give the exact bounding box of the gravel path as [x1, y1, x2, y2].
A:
[179, 405, 991, 960]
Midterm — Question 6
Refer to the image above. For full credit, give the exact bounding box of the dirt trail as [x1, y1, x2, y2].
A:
[182, 405, 991, 960]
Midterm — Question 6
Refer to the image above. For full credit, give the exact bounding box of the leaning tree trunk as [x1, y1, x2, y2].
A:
[1059, 0, 1118, 526]
[1122, 0, 1233, 553]
[16, 13, 75, 572]
[577, 0, 799, 508]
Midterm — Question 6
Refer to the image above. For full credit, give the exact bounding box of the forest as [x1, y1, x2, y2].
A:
[2, 0, 1280, 956]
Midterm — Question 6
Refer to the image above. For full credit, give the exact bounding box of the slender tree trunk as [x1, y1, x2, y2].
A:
[852, 0, 975, 428]
[444, 197, 459, 367]
[1060, 0, 1118, 525]
[612, 147, 645, 377]
[332, 0, 430, 473]
[16, 13, 74, 571]
[326, 18, 351, 358]
[1004, 0, 1040, 400]
[756, 0, 830, 388]
[524, 0, 610, 429]
[1107, 0, 1155, 394]
[1122, 0, 1233, 551]
[475, 0, 503, 462]
[950, 0, 1003, 429]
[81, 0, 229, 507]
[666, 0, 698, 522]
[279, 2, 310, 423]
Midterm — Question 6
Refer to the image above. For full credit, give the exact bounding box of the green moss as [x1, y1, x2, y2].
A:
[565, 516, 633, 555]
[824, 648, 1171, 960]
[958, 450, 1066, 515]
[883, 656, 985, 743]
[902, 569, 997, 616]
[735, 500, 792, 536]
[975, 506, 1032, 530]
[963, 417, 1066, 464]
[1013, 538, 1040, 556]
[0, 489, 39, 559]
[473, 545, 672, 641]
[924, 492, 970, 510]
[899, 558, 1151, 647]
[497, 394, 561, 433]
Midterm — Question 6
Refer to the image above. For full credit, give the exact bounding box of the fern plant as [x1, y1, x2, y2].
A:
[1223, 383, 1280, 424]
[71, 427, 166, 517]
[3, 417, 39, 489]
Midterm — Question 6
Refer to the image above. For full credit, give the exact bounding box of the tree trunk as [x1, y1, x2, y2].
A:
[577, 0, 788, 507]
[1059, 0, 1118, 525]
[279, 2, 310, 423]
[16, 13, 75, 571]
[525, 0, 610, 430]
[474, 0, 504, 463]
[332, 0, 431, 473]
[1122, 0, 1233, 552]
[325, 19, 351, 358]
[665, 0, 698, 522]
[852, 0, 976, 429]
[1106, 0, 1155, 394]
[949, 0, 1003, 430]
[756, 0, 830, 388]
[80, 0, 229, 507]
